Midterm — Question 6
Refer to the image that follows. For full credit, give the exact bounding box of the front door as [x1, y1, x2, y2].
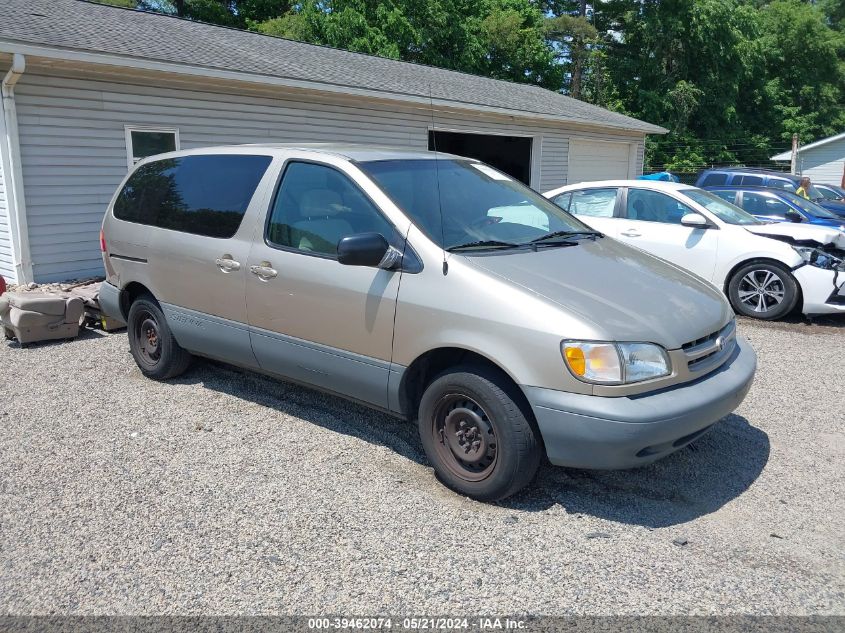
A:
[616, 188, 719, 281]
[245, 159, 404, 409]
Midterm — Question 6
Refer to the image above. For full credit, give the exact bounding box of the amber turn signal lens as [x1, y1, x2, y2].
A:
[564, 346, 586, 376]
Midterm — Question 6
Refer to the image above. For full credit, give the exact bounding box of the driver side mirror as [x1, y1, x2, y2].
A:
[337, 232, 393, 268]
[680, 213, 710, 228]
[785, 210, 803, 223]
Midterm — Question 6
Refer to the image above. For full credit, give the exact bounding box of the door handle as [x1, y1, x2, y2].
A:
[215, 255, 241, 272]
[621, 230, 642, 237]
[250, 262, 278, 280]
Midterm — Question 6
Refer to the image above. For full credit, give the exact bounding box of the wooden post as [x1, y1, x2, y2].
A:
[790, 133, 798, 175]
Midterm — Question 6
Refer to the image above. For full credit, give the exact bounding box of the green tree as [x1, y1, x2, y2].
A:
[598, 0, 771, 171]
[758, 0, 845, 144]
[256, 0, 562, 88]
[96, 0, 292, 27]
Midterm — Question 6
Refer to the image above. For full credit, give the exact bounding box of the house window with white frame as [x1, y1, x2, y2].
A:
[125, 126, 179, 168]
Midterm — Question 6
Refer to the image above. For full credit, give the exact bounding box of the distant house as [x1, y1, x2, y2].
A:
[771, 132, 845, 186]
[0, 0, 665, 284]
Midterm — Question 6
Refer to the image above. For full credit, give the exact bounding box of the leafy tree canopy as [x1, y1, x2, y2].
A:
[93, 0, 845, 174]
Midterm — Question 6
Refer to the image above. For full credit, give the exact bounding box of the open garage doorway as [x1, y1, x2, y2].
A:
[428, 130, 533, 185]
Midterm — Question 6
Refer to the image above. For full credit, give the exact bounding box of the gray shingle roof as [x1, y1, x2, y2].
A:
[1, 0, 665, 134]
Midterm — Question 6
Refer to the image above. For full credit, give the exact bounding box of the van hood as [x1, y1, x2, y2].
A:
[745, 223, 845, 249]
[463, 237, 732, 350]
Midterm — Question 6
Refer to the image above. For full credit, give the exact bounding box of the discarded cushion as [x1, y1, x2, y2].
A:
[1, 292, 83, 345]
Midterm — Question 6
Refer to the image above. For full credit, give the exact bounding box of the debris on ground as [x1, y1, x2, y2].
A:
[2, 278, 123, 346]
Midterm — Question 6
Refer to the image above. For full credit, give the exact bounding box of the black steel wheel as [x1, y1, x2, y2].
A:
[127, 294, 192, 380]
[418, 365, 541, 501]
[431, 394, 499, 482]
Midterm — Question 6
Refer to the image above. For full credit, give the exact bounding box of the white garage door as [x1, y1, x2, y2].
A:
[568, 139, 634, 184]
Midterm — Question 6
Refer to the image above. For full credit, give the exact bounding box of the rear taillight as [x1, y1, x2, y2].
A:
[99, 229, 107, 253]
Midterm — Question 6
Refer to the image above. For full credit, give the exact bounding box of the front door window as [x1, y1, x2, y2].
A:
[267, 161, 396, 256]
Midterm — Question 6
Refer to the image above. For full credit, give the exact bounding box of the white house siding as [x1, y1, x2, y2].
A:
[0, 143, 13, 282]
[13, 65, 645, 282]
[0, 61, 15, 282]
[798, 138, 845, 185]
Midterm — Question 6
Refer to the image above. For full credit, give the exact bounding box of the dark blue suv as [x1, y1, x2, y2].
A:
[696, 168, 845, 217]
[705, 186, 845, 232]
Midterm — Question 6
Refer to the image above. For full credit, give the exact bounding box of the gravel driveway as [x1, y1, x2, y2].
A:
[0, 316, 843, 616]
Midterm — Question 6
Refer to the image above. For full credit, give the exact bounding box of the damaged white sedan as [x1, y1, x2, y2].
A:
[545, 180, 845, 320]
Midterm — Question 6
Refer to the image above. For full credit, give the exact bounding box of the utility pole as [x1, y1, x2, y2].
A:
[790, 133, 799, 175]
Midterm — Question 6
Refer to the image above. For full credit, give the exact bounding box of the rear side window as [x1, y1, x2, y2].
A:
[767, 177, 796, 191]
[737, 174, 763, 185]
[551, 192, 571, 210]
[569, 188, 618, 217]
[711, 190, 738, 204]
[700, 173, 728, 186]
[113, 154, 273, 238]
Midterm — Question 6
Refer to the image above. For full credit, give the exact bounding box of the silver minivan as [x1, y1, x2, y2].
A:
[99, 144, 757, 500]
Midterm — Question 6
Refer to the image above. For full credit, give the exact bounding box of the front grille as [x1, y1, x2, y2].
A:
[683, 320, 736, 373]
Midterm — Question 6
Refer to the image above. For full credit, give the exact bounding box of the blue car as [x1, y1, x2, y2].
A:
[705, 186, 845, 232]
[816, 183, 845, 202]
[696, 168, 845, 218]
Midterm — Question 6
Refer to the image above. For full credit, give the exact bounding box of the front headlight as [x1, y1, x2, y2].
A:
[562, 341, 671, 385]
[793, 246, 844, 270]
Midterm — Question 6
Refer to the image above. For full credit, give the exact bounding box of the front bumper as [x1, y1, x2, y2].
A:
[524, 335, 757, 470]
[794, 265, 845, 315]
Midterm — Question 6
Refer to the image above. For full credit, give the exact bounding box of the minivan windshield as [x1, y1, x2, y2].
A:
[358, 159, 594, 250]
[779, 191, 840, 219]
[683, 189, 762, 225]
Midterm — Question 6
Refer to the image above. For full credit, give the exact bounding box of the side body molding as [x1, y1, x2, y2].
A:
[161, 303, 259, 369]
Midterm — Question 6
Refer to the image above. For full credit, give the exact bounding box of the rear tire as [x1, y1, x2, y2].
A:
[127, 294, 192, 380]
[418, 365, 541, 501]
[727, 261, 798, 320]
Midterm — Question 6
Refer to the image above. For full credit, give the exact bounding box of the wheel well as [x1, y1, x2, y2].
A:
[722, 257, 796, 294]
[398, 347, 531, 421]
[723, 258, 803, 314]
[119, 282, 155, 319]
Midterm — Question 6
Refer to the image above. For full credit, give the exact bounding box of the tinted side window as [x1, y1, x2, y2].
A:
[114, 154, 272, 238]
[626, 189, 692, 224]
[267, 162, 395, 256]
[767, 177, 796, 191]
[700, 173, 728, 186]
[711, 190, 738, 204]
[737, 174, 764, 185]
[569, 188, 617, 217]
[741, 192, 792, 218]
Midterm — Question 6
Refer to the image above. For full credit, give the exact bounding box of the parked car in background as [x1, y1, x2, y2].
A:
[706, 186, 845, 232]
[545, 180, 845, 320]
[99, 145, 758, 501]
[695, 167, 845, 217]
[815, 183, 845, 202]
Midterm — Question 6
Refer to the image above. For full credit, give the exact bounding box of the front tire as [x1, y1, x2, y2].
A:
[727, 261, 798, 320]
[127, 294, 192, 380]
[418, 365, 541, 501]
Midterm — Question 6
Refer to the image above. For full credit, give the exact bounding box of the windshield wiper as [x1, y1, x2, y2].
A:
[530, 230, 602, 244]
[446, 240, 523, 252]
